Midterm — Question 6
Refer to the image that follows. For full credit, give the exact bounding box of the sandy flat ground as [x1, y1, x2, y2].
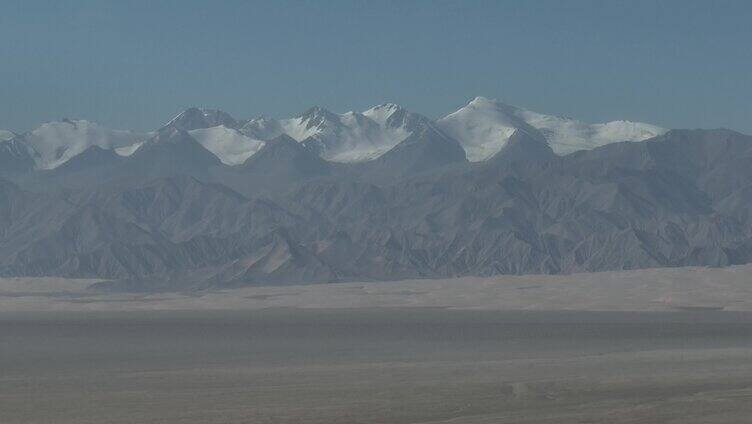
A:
[2, 308, 752, 424]
[1, 264, 750, 312]
[3, 267, 752, 423]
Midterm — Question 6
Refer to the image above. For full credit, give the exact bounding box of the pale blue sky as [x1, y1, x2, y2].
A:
[1, 0, 751, 133]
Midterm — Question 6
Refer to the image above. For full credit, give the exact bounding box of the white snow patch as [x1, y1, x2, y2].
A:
[437, 97, 523, 161]
[362, 103, 401, 126]
[189, 125, 265, 165]
[247, 104, 418, 162]
[518, 109, 666, 154]
[114, 142, 144, 157]
[278, 116, 320, 142]
[240, 117, 284, 140]
[24, 120, 146, 169]
[0, 130, 15, 142]
[439, 97, 667, 160]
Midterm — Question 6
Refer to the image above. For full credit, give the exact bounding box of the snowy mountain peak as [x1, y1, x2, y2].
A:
[362, 103, 405, 126]
[20, 119, 146, 170]
[164, 107, 239, 131]
[238, 103, 441, 163]
[437, 97, 540, 161]
[150, 126, 194, 144]
[240, 104, 425, 162]
[468, 96, 497, 107]
[364, 102, 402, 114]
[299, 106, 339, 124]
[377, 102, 401, 109]
[438, 97, 666, 160]
[258, 104, 428, 162]
[464, 96, 526, 117]
[301, 105, 330, 115]
[465, 96, 520, 114]
[240, 116, 284, 140]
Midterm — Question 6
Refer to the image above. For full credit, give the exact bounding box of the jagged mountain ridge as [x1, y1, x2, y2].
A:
[1, 128, 752, 291]
[1, 97, 665, 172]
[241, 103, 437, 163]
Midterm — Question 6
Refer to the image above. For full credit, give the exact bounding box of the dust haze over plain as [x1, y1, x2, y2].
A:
[3, 2, 752, 423]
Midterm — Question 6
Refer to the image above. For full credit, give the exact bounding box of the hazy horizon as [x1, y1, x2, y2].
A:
[2, 0, 751, 133]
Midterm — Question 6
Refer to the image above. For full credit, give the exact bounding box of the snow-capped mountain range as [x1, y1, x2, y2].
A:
[0, 97, 667, 170]
[3, 119, 146, 170]
[240, 103, 434, 162]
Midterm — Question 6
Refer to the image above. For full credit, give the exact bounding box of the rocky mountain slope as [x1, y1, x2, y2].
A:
[1, 123, 751, 290]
